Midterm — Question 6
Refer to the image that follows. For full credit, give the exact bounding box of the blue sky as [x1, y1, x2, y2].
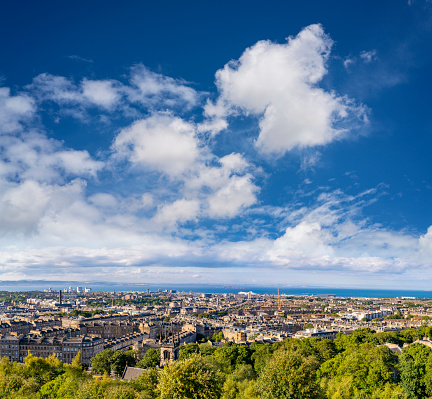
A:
[1, 0, 432, 288]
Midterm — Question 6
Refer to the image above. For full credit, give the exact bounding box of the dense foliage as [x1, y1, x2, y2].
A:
[3, 326, 432, 398]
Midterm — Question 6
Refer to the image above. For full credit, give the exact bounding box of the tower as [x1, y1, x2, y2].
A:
[59, 290, 62, 305]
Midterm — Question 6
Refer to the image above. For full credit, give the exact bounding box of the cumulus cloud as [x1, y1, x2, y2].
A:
[272, 221, 335, 258]
[0, 87, 35, 133]
[81, 79, 121, 109]
[419, 227, 432, 258]
[153, 198, 200, 227]
[113, 114, 200, 177]
[0, 130, 103, 183]
[0, 179, 86, 236]
[28, 74, 82, 104]
[207, 175, 258, 218]
[206, 24, 366, 155]
[112, 115, 260, 222]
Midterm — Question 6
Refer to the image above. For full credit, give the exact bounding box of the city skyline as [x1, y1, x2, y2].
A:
[1, 1, 432, 288]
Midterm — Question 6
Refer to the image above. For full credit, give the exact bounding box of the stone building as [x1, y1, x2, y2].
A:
[0, 334, 103, 365]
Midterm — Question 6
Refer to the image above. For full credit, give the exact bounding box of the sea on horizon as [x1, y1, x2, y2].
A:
[0, 281, 431, 299]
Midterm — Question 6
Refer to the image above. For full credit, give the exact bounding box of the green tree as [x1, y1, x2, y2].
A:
[24, 353, 65, 385]
[213, 342, 252, 373]
[111, 350, 136, 376]
[222, 365, 258, 399]
[198, 313, 213, 319]
[333, 328, 375, 352]
[281, 337, 336, 365]
[158, 354, 223, 399]
[318, 343, 395, 397]
[104, 384, 137, 399]
[75, 378, 111, 399]
[137, 348, 161, 369]
[91, 349, 115, 375]
[256, 350, 321, 399]
[199, 343, 217, 357]
[371, 383, 407, 399]
[212, 332, 223, 342]
[179, 343, 200, 360]
[398, 343, 432, 399]
[131, 368, 159, 399]
[251, 343, 274, 374]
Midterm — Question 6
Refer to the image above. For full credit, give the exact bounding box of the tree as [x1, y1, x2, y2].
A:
[137, 348, 161, 369]
[333, 328, 375, 352]
[371, 383, 407, 399]
[24, 353, 65, 385]
[212, 332, 223, 342]
[256, 350, 321, 399]
[199, 343, 217, 357]
[213, 342, 252, 373]
[179, 343, 200, 360]
[318, 343, 395, 397]
[91, 349, 114, 375]
[158, 354, 223, 399]
[75, 379, 111, 399]
[198, 313, 213, 319]
[398, 343, 432, 399]
[222, 365, 258, 399]
[111, 350, 136, 376]
[280, 338, 336, 365]
[131, 368, 159, 399]
[104, 384, 137, 399]
[251, 343, 274, 374]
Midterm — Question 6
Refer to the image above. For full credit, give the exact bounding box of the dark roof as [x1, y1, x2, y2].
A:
[122, 366, 146, 380]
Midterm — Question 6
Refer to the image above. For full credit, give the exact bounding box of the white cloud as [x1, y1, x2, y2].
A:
[88, 193, 118, 209]
[153, 198, 200, 227]
[197, 117, 228, 137]
[81, 79, 121, 109]
[0, 180, 51, 235]
[140, 193, 154, 209]
[419, 227, 432, 258]
[128, 65, 199, 109]
[0, 87, 35, 133]
[0, 179, 86, 236]
[182, 152, 260, 218]
[219, 153, 250, 173]
[271, 221, 335, 257]
[112, 114, 260, 222]
[28, 66, 201, 119]
[28, 74, 82, 104]
[55, 150, 103, 177]
[360, 49, 377, 63]
[207, 24, 366, 155]
[113, 114, 200, 177]
[0, 130, 103, 183]
[343, 57, 355, 69]
[207, 175, 259, 218]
